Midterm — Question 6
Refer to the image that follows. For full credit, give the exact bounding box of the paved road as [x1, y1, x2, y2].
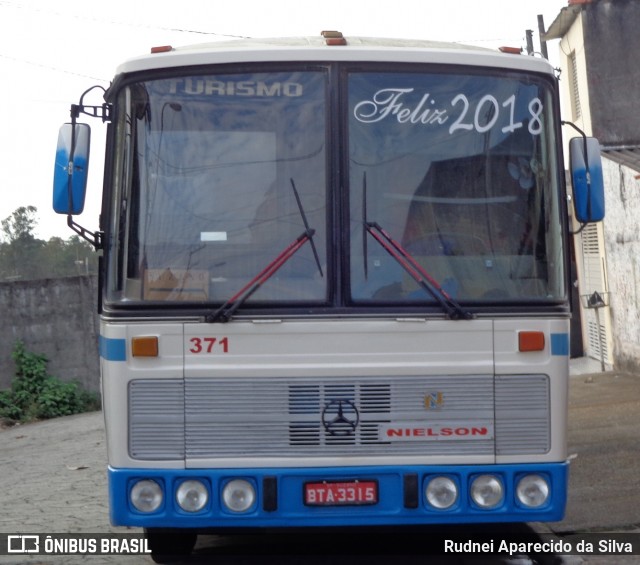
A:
[0, 411, 121, 564]
[1, 360, 638, 564]
[556, 370, 640, 533]
[551, 365, 640, 564]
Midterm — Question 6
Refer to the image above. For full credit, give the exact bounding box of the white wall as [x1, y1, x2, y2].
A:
[601, 158, 640, 371]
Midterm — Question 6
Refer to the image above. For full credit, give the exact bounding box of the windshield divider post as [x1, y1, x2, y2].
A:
[363, 172, 369, 279]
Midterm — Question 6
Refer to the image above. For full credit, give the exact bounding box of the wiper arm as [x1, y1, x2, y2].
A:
[206, 230, 314, 323]
[365, 221, 473, 320]
[206, 179, 322, 323]
[362, 175, 473, 320]
[291, 178, 323, 277]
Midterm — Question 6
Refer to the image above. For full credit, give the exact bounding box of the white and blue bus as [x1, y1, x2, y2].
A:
[53, 32, 604, 558]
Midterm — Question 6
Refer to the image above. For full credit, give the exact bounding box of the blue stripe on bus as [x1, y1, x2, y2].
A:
[100, 336, 127, 361]
[550, 333, 569, 356]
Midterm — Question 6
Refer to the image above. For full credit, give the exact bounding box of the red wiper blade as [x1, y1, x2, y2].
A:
[362, 173, 472, 320]
[206, 230, 314, 323]
[365, 221, 473, 320]
[206, 179, 322, 323]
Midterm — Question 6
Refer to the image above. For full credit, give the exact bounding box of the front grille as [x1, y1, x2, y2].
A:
[495, 374, 550, 454]
[129, 379, 184, 460]
[128, 375, 549, 460]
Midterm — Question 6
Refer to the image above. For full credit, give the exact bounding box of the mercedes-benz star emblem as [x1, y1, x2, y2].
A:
[322, 399, 359, 436]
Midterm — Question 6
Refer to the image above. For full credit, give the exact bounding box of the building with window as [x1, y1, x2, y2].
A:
[545, 0, 640, 371]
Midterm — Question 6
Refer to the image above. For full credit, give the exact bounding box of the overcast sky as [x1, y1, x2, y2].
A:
[0, 0, 566, 240]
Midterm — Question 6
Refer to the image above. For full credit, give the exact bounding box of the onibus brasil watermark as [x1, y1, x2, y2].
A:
[3, 534, 150, 555]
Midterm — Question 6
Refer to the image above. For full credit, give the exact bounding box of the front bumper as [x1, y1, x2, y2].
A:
[109, 462, 568, 529]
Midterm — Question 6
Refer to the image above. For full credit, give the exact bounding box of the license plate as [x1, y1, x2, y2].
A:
[304, 480, 378, 506]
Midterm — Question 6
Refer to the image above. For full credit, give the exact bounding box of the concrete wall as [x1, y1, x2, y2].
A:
[0, 276, 100, 392]
[601, 158, 640, 373]
[583, 0, 640, 145]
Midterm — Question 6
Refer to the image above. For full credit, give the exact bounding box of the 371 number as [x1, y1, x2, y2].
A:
[189, 337, 229, 354]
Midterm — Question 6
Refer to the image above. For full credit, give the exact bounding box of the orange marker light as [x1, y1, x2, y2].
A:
[518, 331, 545, 352]
[151, 45, 173, 54]
[132, 336, 159, 357]
[499, 46, 523, 55]
[321, 30, 347, 46]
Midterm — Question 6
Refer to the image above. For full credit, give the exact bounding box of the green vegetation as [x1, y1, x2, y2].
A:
[0, 341, 100, 422]
[0, 206, 99, 281]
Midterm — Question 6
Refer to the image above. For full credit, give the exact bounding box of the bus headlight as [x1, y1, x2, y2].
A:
[470, 475, 503, 509]
[516, 474, 550, 508]
[425, 476, 458, 509]
[222, 479, 256, 513]
[176, 480, 209, 512]
[130, 479, 163, 513]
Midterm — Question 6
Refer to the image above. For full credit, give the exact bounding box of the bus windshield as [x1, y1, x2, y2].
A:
[349, 70, 565, 305]
[107, 71, 327, 305]
[105, 65, 565, 310]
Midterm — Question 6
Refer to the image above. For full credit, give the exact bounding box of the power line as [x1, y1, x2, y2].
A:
[159, 26, 249, 39]
[0, 52, 108, 83]
[0, 0, 249, 40]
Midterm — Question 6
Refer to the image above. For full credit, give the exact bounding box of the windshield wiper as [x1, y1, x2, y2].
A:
[362, 174, 473, 320]
[206, 179, 322, 323]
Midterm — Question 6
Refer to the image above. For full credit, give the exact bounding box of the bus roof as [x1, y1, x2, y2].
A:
[114, 35, 556, 77]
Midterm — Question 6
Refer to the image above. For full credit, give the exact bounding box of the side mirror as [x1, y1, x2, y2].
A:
[569, 136, 605, 223]
[53, 123, 91, 215]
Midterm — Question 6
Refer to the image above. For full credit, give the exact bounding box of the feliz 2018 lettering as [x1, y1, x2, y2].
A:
[354, 88, 543, 135]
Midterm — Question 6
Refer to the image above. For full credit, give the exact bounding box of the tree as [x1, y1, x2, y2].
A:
[0, 206, 44, 280]
[40, 235, 98, 278]
[1, 206, 38, 244]
[0, 206, 99, 281]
